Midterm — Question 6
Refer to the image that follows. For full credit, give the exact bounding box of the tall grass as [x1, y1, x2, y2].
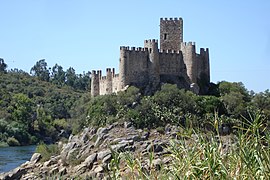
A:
[108, 112, 270, 179]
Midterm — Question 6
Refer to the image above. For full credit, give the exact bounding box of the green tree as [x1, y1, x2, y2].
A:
[51, 63, 65, 85]
[252, 90, 270, 119]
[66, 67, 77, 88]
[73, 71, 91, 91]
[10, 94, 34, 130]
[0, 58, 7, 73]
[30, 59, 50, 81]
[218, 81, 251, 117]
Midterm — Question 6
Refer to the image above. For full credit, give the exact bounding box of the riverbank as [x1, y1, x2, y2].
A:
[1, 116, 269, 179]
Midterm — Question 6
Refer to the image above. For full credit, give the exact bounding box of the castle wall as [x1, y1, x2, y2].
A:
[159, 50, 182, 76]
[112, 74, 120, 93]
[119, 47, 149, 88]
[97, 68, 118, 95]
[160, 18, 183, 51]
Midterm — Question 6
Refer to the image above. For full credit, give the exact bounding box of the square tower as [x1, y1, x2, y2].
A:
[160, 18, 183, 51]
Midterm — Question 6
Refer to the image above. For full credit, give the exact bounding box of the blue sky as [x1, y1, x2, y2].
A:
[0, 0, 269, 92]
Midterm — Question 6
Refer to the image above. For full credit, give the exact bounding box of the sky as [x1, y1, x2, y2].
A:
[0, 0, 269, 92]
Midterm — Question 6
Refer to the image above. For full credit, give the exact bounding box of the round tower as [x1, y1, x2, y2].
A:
[119, 47, 128, 90]
[106, 68, 113, 94]
[144, 39, 160, 85]
[180, 42, 197, 83]
[91, 70, 100, 97]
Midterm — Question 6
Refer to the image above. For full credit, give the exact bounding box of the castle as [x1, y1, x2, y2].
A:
[91, 17, 210, 96]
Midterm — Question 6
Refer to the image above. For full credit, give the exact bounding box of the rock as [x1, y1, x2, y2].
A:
[97, 150, 111, 160]
[30, 153, 42, 164]
[66, 148, 79, 162]
[141, 131, 150, 140]
[94, 165, 103, 173]
[111, 143, 127, 152]
[102, 154, 112, 164]
[59, 167, 67, 175]
[49, 166, 59, 174]
[97, 127, 109, 135]
[94, 135, 104, 147]
[124, 121, 132, 128]
[118, 139, 134, 145]
[4, 167, 27, 180]
[74, 163, 87, 174]
[84, 153, 97, 167]
[62, 142, 77, 154]
[146, 143, 163, 153]
[128, 135, 141, 141]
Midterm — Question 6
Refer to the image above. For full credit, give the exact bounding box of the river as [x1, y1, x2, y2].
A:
[0, 145, 36, 173]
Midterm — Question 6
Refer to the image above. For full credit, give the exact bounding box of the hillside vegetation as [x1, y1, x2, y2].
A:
[1, 58, 270, 178]
[0, 59, 90, 146]
[0, 58, 270, 147]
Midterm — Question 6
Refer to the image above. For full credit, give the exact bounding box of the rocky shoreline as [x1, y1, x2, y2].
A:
[0, 122, 232, 179]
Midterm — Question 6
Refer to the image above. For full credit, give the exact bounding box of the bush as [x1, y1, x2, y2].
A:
[36, 143, 60, 162]
[0, 141, 9, 147]
[7, 137, 20, 146]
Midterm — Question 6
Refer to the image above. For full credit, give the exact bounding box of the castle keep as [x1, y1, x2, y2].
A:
[91, 18, 210, 96]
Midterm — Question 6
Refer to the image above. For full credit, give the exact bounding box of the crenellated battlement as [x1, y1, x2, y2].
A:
[199, 48, 209, 54]
[159, 49, 181, 54]
[120, 46, 149, 52]
[160, 17, 183, 22]
[144, 39, 158, 44]
[181, 42, 196, 47]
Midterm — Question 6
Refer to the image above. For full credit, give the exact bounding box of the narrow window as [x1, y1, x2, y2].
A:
[164, 33, 167, 40]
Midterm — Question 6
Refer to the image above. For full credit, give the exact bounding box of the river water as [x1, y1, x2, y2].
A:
[0, 145, 36, 173]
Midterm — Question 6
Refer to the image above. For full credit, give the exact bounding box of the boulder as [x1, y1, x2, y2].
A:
[30, 153, 42, 164]
[97, 150, 111, 161]
[84, 153, 97, 167]
[94, 165, 103, 173]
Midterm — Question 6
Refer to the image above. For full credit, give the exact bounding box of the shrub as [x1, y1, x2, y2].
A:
[36, 143, 60, 162]
[7, 137, 20, 146]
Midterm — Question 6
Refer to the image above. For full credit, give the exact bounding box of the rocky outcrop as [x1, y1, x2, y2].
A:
[0, 122, 232, 179]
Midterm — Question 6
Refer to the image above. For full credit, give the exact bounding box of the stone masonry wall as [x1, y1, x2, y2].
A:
[159, 50, 183, 76]
[119, 47, 149, 87]
[160, 18, 183, 51]
[180, 42, 197, 83]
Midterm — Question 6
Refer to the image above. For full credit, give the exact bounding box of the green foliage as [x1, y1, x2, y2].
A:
[218, 81, 251, 118]
[86, 94, 118, 127]
[252, 89, 270, 120]
[6, 121, 31, 145]
[80, 83, 269, 132]
[0, 58, 7, 73]
[36, 143, 60, 162]
[196, 95, 225, 115]
[30, 59, 50, 81]
[7, 137, 20, 146]
[0, 141, 9, 147]
[51, 63, 66, 86]
[0, 65, 83, 145]
[10, 93, 34, 127]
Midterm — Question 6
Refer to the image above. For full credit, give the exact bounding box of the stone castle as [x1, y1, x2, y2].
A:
[91, 17, 210, 96]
